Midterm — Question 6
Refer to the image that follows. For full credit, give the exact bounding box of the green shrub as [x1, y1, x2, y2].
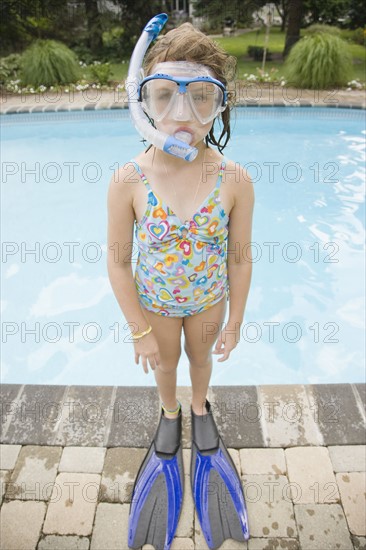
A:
[102, 27, 126, 59]
[304, 24, 342, 36]
[0, 53, 22, 85]
[284, 32, 353, 89]
[247, 45, 272, 61]
[89, 62, 112, 85]
[20, 39, 80, 87]
[72, 44, 96, 66]
[342, 27, 366, 46]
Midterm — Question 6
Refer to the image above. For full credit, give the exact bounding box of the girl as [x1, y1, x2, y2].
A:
[107, 15, 253, 550]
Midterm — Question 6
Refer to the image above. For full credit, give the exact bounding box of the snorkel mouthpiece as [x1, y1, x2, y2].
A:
[164, 136, 197, 161]
[174, 130, 193, 144]
[126, 13, 198, 162]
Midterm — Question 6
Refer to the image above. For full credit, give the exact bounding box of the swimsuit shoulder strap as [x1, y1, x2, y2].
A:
[214, 157, 227, 191]
[128, 160, 153, 192]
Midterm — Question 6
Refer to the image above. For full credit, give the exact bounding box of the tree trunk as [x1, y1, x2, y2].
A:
[283, 0, 303, 58]
[84, 0, 103, 54]
[275, 0, 289, 33]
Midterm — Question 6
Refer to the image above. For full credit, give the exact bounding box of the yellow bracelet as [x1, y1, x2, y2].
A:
[131, 325, 152, 341]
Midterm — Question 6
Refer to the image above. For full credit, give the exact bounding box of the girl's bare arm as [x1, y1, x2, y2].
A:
[212, 163, 254, 362]
[107, 164, 150, 335]
[226, 164, 255, 327]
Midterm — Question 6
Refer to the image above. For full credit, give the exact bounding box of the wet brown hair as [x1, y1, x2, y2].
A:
[143, 22, 236, 153]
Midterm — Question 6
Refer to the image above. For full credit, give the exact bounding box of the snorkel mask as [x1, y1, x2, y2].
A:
[125, 13, 228, 162]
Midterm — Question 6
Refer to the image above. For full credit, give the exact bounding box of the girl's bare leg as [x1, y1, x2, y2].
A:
[140, 308, 184, 418]
[183, 295, 227, 415]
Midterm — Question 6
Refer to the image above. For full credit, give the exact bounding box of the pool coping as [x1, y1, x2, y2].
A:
[1, 383, 365, 448]
[1, 85, 365, 114]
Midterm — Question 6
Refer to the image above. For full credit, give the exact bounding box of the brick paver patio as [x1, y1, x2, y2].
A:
[0, 383, 365, 550]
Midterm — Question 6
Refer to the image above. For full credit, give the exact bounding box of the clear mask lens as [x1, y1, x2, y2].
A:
[141, 77, 225, 124]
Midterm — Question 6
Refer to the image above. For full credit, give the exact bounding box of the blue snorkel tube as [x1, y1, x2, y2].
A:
[125, 13, 198, 162]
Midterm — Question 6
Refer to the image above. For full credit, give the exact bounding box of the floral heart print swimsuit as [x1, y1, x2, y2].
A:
[130, 158, 230, 317]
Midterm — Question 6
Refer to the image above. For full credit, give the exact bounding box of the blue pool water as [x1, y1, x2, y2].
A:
[1, 107, 365, 386]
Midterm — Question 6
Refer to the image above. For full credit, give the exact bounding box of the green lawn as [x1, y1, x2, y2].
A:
[107, 27, 365, 84]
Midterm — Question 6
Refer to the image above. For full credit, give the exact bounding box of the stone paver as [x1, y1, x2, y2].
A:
[171, 538, 194, 549]
[0, 500, 46, 550]
[179, 449, 195, 537]
[38, 535, 90, 549]
[0, 444, 22, 468]
[352, 536, 366, 549]
[294, 503, 353, 549]
[1, 87, 365, 114]
[240, 449, 286, 475]
[43, 472, 101, 536]
[176, 472, 194, 539]
[0, 470, 11, 504]
[0, 384, 22, 428]
[355, 384, 366, 415]
[229, 447, 242, 472]
[90, 502, 128, 550]
[1, 384, 66, 445]
[142, 541, 195, 550]
[211, 386, 265, 448]
[54, 385, 114, 447]
[328, 445, 366, 472]
[285, 447, 339, 504]
[309, 384, 366, 445]
[336, 472, 366, 536]
[100, 447, 143, 503]
[242, 474, 297, 538]
[59, 446, 106, 473]
[211, 539, 248, 549]
[183, 448, 191, 473]
[108, 386, 159, 447]
[257, 385, 322, 447]
[177, 386, 193, 448]
[6, 445, 62, 501]
[248, 539, 300, 549]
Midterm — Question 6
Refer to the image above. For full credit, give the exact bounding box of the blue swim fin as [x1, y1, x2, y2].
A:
[128, 407, 184, 550]
[191, 400, 250, 549]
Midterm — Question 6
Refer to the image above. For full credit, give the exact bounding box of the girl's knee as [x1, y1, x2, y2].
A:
[156, 354, 181, 374]
[186, 349, 212, 369]
[157, 364, 178, 375]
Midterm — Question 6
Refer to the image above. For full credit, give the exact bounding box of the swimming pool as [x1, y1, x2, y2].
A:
[1, 107, 365, 386]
